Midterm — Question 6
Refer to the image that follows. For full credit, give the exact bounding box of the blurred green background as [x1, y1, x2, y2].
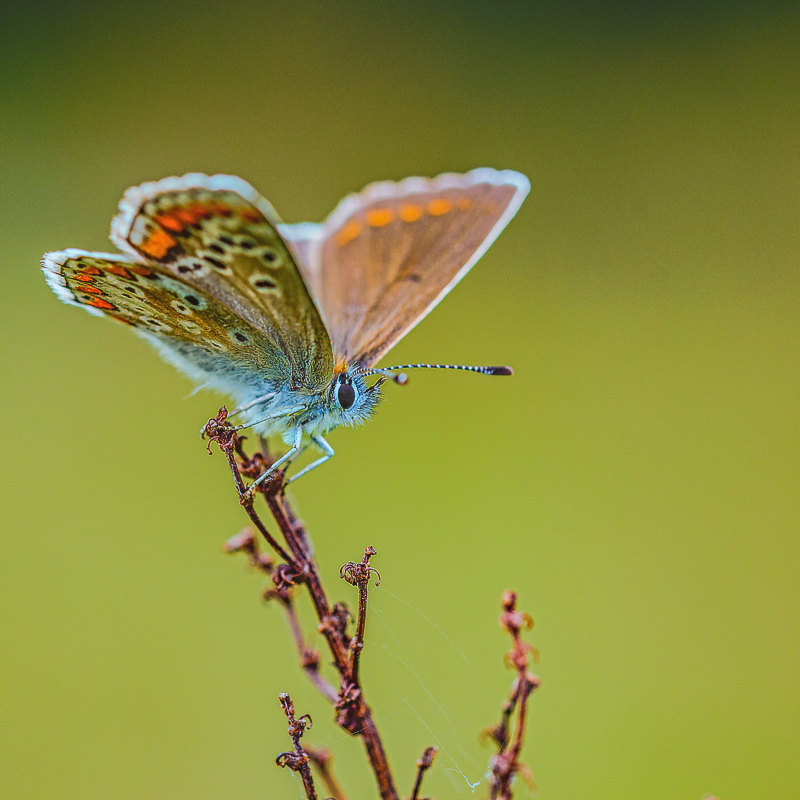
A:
[2, 2, 799, 798]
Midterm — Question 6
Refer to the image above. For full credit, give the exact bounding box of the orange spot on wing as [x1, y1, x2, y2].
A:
[79, 284, 103, 294]
[174, 204, 208, 225]
[130, 265, 155, 277]
[82, 265, 103, 275]
[335, 220, 362, 246]
[155, 212, 185, 232]
[457, 197, 472, 210]
[84, 296, 116, 310]
[106, 265, 134, 279]
[209, 201, 233, 217]
[140, 229, 177, 260]
[238, 207, 262, 224]
[427, 198, 453, 216]
[366, 208, 395, 227]
[399, 203, 423, 222]
[74, 273, 95, 282]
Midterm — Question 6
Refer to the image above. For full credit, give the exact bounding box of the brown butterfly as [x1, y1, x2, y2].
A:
[42, 169, 529, 491]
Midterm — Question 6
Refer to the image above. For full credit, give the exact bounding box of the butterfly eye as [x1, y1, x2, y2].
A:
[337, 382, 356, 410]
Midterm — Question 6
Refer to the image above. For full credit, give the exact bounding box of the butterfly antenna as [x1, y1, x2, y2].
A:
[359, 363, 513, 383]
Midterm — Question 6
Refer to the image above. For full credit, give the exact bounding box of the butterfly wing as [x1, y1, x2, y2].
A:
[110, 174, 333, 392]
[279, 221, 323, 278]
[42, 249, 295, 396]
[290, 168, 529, 367]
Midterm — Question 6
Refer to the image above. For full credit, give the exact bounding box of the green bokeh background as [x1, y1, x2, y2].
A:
[2, 2, 798, 798]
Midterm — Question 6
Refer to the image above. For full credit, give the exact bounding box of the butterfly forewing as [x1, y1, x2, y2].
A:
[41, 249, 294, 392]
[278, 222, 323, 277]
[303, 169, 529, 366]
[110, 174, 333, 391]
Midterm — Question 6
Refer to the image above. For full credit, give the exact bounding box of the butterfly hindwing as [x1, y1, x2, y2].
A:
[41, 249, 293, 393]
[293, 168, 529, 367]
[110, 174, 333, 391]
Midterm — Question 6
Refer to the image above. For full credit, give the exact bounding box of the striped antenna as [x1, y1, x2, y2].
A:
[359, 363, 513, 384]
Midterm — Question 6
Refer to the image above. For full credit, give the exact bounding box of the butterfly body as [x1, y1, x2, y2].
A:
[137, 320, 374, 440]
[240, 367, 378, 440]
[43, 169, 528, 487]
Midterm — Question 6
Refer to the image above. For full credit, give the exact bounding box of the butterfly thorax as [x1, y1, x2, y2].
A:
[237, 367, 379, 441]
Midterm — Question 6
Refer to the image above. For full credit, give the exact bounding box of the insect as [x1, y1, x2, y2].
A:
[42, 169, 529, 493]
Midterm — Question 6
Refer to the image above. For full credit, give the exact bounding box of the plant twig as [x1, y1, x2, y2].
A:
[410, 745, 438, 800]
[340, 546, 381, 687]
[276, 693, 317, 800]
[206, 409, 297, 567]
[205, 409, 400, 800]
[224, 527, 337, 701]
[486, 591, 540, 800]
[269, 587, 340, 704]
[307, 746, 349, 800]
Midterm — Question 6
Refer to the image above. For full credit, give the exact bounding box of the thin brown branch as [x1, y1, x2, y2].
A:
[265, 491, 348, 662]
[205, 409, 297, 567]
[266, 586, 339, 704]
[410, 746, 438, 800]
[486, 591, 540, 800]
[206, 410, 400, 800]
[340, 546, 380, 687]
[223, 526, 337, 698]
[223, 527, 275, 573]
[276, 693, 317, 800]
[307, 746, 349, 800]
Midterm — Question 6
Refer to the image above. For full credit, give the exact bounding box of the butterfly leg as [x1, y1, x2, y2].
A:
[286, 436, 334, 484]
[227, 392, 277, 421]
[245, 427, 303, 497]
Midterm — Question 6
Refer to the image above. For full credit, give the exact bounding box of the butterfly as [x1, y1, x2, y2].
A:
[42, 169, 529, 492]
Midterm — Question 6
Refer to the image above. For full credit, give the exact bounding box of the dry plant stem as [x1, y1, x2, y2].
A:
[223, 529, 339, 701]
[215, 428, 297, 567]
[276, 693, 317, 800]
[307, 746, 349, 800]
[264, 490, 347, 658]
[280, 596, 340, 704]
[410, 746, 438, 800]
[340, 546, 381, 687]
[205, 409, 399, 800]
[487, 591, 540, 800]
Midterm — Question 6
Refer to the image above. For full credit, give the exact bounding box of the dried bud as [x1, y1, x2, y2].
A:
[502, 589, 517, 611]
[223, 528, 256, 554]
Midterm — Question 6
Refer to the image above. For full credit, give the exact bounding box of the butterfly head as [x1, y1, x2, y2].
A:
[321, 364, 383, 429]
